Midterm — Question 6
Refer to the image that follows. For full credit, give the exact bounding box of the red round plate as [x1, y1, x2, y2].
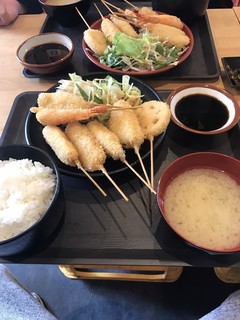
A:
[82, 13, 194, 76]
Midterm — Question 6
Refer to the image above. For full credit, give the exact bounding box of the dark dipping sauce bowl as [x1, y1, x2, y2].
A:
[167, 84, 240, 135]
[16, 32, 74, 75]
[38, 0, 92, 28]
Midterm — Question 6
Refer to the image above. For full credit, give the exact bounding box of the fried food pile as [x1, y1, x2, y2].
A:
[83, 6, 191, 71]
[30, 76, 171, 198]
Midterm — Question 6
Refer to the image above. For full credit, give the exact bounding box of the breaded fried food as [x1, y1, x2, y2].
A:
[135, 101, 171, 139]
[42, 125, 79, 167]
[37, 91, 93, 109]
[65, 122, 106, 172]
[137, 7, 183, 29]
[84, 29, 108, 56]
[107, 100, 144, 151]
[30, 105, 111, 126]
[144, 22, 190, 48]
[110, 15, 138, 38]
[101, 18, 121, 43]
[87, 120, 126, 162]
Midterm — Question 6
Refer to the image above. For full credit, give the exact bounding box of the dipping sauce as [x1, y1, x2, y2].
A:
[175, 94, 229, 131]
[24, 43, 69, 64]
[164, 168, 240, 251]
[44, 0, 80, 5]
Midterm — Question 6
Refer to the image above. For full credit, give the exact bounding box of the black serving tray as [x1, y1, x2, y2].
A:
[0, 90, 240, 267]
[23, 2, 220, 80]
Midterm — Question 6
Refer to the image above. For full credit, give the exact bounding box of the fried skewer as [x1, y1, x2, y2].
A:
[135, 101, 171, 188]
[42, 125, 107, 197]
[87, 120, 156, 194]
[65, 122, 129, 201]
[101, 0, 138, 38]
[107, 100, 151, 188]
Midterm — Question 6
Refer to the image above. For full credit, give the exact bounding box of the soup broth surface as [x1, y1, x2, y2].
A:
[164, 168, 240, 251]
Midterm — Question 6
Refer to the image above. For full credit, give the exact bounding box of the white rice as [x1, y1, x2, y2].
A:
[164, 168, 240, 251]
[0, 158, 56, 241]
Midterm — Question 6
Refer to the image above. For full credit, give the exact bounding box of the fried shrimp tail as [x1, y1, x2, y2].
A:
[30, 105, 111, 126]
[84, 29, 108, 56]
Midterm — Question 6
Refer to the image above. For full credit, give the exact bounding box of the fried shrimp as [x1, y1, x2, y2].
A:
[42, 125, 80, 167]
[37, 91, 94, 109]
[83, 29, 108, 56]
[65, 122, 106, 172]
[101, 18, 121, 43]
[110, 15, 138, 38]
[136, 7, 183, 29]
[144, 22, 190, 48]
[30, 105, 110, 126]
[87, 120, 126, 162]
[135, 101, 171, 139]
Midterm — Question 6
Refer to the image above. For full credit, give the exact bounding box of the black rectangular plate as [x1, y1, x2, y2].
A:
[23, 1, 220, 80]
[1, 90, 240, 267]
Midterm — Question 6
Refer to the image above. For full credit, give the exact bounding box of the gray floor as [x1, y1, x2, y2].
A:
[5, 264, 240, 320]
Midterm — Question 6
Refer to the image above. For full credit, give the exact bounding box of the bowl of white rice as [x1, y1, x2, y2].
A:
[0, 144, 64, 256]
[157, 152, 240, 254]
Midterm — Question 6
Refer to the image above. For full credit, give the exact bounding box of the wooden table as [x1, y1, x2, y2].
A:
[0, 8, 240, 136]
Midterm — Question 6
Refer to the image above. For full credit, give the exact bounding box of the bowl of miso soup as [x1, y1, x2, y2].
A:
[16, 32, 74, 75]
[167, 84, 239, 135]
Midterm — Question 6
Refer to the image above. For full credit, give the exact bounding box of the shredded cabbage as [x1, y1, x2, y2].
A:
[99, 31, 186, 72]
[57, 73, 143, 106]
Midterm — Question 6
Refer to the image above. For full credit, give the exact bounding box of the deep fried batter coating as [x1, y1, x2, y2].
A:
[30, 105, 110, 126]
[87, 120, 126, 162]
[110, 16, 138, 38]
[37, 91, 93, 109]
[107, 100, 144, 150]
[65, 122, 106, 172]
[42, 126, 79, 167]
[135, 101, 171, 139]
[84, 29, 108, 56]
[137, 7, 183, 29]
[101, 18, 121, 43]
[144, 22, 190, 48]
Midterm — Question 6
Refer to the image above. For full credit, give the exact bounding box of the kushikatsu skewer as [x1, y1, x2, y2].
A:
[87, 120, 156, 194]
[65, 122, 129, 202]
[135, 101, 171, 188]
[42, 125, 107, 197]
[108, 100, 151, 188]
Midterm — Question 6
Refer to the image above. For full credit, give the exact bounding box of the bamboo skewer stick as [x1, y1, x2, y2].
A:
[149, 136, 154, 189]
[94, 3, 105, 19]
[124, 160, 156, 194]
[101, 167, 129, 201]
[75, 7, 91, 29]
[122, 0, 139, 10]
[75, 161, 107, 197]
[134, 147, 151, 188]
[101, 0, 124, 13]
